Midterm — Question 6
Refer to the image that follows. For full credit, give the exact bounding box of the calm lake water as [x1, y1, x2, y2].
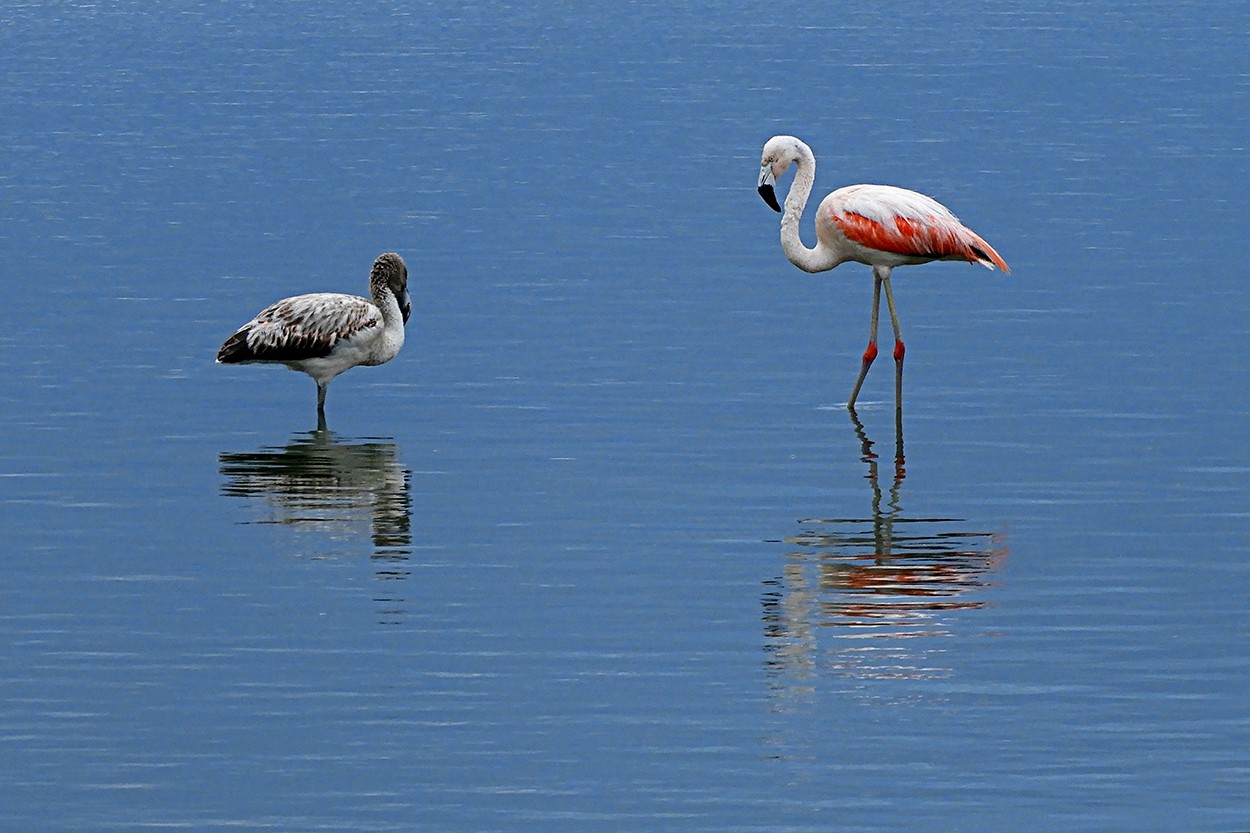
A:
[2, 1, 1248, 830]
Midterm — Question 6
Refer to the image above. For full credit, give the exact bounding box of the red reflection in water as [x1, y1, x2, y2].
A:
[763, 409, 1008, 686]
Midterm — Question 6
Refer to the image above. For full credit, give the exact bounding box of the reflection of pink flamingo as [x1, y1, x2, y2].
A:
[761, 411, 1008, 685]
[757, 135, 1009, 408]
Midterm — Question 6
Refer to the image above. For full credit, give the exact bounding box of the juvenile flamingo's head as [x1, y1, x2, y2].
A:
[371, 252, 412, 324]
[757, 135, 807, 213]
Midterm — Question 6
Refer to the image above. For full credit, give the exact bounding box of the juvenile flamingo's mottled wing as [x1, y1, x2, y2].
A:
[217, 293, 382, 364]
[829, 185, 1010, 272]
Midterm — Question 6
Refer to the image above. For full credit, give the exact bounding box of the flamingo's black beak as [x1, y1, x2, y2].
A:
[399, 288, 412, 324]
[758, 166, 781, 212]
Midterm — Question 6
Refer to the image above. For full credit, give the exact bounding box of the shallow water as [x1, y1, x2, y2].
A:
[2, 1, 1249, 830]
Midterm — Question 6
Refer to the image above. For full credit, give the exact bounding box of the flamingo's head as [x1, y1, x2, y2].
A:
[758, 135, 807, 213]
[371, 252, 412, 324]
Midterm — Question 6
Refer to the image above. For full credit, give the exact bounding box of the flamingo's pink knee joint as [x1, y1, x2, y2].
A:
[862, 342, 878, 364]
[893, 340, 905, 361]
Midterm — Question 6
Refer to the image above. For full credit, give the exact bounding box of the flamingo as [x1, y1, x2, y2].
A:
[757, 135, 1009, 409]
[216, 252, 412, 420]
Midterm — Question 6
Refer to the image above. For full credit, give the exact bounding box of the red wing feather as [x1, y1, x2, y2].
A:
[834, 212, 969, 259]
[829, 189, 1009, 272]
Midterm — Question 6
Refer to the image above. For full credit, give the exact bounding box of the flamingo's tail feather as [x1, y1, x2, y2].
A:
[966, 230, 1010, 274]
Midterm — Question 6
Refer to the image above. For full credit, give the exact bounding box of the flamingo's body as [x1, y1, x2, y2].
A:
[217, 252, 412, 419]
[757, 135, 1008, 408]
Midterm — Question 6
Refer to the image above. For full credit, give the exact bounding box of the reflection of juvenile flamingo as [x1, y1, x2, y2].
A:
[757, 135, 1009, 409]
[219, 428, 412, 552]
[220, 428, 414, 624]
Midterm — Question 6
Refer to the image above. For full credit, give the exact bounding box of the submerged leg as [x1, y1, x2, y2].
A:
[848, 273, 883, 410]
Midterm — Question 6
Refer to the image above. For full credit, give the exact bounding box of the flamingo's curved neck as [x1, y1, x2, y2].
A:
[369, 277, 404, 327]
[374, 287, 404, 327]
[780, 144, 839, 273]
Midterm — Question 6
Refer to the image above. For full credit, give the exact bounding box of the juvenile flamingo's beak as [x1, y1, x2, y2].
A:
[399, 288, 412, 324]
[758, 166, 781, 212]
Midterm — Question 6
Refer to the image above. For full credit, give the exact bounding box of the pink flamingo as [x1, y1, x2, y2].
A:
[757, 135, 1009, 409]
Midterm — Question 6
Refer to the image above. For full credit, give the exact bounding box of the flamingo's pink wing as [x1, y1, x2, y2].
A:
[830, 186, 1009, 272]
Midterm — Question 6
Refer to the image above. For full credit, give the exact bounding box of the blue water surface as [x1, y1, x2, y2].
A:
[1, 1, 1248, 831]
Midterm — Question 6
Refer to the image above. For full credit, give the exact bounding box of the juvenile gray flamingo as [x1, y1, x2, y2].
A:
[217, 252, 411, 419]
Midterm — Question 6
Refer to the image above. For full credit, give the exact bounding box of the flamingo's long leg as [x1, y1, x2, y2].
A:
[848, 273, 883, 409]
[881, 270, 904, 364]
[881, 269, 906, 420]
